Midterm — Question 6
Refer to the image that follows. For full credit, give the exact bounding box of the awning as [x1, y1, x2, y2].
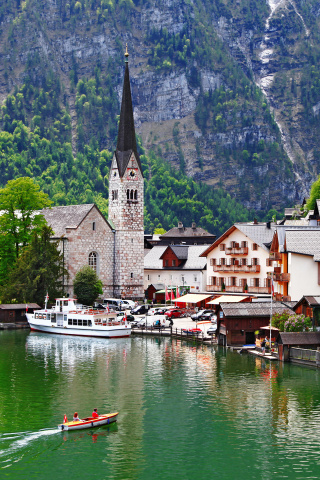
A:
[175, 294, 212, 304]
[260, 325, 279, 331]
[208, 295, 250, 305]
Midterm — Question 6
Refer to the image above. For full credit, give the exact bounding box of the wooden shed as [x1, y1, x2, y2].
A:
[0, 304, 40, 324]
[277, 332, 320, 362]
[216, 302, 294, 346]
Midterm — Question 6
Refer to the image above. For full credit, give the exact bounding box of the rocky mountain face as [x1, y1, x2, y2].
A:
[1, 0, 320, 213]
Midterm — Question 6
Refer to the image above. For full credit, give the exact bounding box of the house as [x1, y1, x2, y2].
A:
[269, 226, 320, 301]
[144, 245, 207, 294]
[293, 296, 320, 328]
[216, 301, 294, 346]
[201, 221, 275, 296]
[0, 304, 40, 324]
[41, 51, 144, 300]
[157, 222, 216, 246]
[145, 283, 165, 301]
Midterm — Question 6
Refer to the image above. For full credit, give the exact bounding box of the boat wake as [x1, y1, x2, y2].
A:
[0, 428, 59, 465]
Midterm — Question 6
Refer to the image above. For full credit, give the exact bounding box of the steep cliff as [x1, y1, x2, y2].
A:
[0, 0, 319, 215]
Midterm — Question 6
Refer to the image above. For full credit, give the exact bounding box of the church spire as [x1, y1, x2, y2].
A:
[115, 45, 142, 178]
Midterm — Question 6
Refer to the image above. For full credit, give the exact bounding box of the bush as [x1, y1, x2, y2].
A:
[73, 265, 102, 306]
[271, 310, 291, 331]
[284, 314, 312, 332]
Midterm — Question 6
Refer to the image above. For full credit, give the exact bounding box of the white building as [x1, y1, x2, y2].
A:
[201, 222, 275, 295]
[144, 245, 207, 294]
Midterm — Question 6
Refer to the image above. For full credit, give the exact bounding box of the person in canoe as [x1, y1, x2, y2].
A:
[92, 408, 99, 418]
[73, 412, 81, 421]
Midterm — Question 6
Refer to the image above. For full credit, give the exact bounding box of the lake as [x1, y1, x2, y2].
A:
[0, 330, 320, 479]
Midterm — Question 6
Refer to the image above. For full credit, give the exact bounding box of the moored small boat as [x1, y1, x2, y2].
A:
[58, 412, 119, 431]
[182, 328, 202, 335]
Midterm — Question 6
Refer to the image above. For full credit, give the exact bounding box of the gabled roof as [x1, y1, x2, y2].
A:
[115, 61, 143, 177]
[278, 332, 320, 345]
[40, 204, 111, 237]
[145, 245, 207, 270]
[201, 222, 276, 256]
[285, 229, 320, 261]
[0, 304, 40, 310]
[272, 225, 320, 253]
[219, 301, 293, 317]
[160, 245, 189, 260]
[293, 296, 320, 310]
[161, 225, 215, 239]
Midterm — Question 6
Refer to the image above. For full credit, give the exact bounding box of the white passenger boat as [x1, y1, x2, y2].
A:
[26, 298, 131, 338]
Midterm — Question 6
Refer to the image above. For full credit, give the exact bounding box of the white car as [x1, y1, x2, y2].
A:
[121, 299, 135, 309]
[206, 324, 217, 336]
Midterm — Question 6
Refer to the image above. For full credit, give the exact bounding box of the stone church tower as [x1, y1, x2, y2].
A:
[108, 48, 144, 299]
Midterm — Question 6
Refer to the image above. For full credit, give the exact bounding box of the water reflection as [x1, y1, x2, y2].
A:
[1, 332, 320, 479]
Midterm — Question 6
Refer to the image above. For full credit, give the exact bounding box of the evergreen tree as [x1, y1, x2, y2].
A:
[73, 265, 103, 306]
[1, 225, 66, 304]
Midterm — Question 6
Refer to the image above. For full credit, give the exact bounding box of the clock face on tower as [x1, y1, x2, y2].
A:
[127, 168, 138, 180]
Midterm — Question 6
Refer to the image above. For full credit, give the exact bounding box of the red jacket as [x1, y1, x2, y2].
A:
[92, 411, 99, 418]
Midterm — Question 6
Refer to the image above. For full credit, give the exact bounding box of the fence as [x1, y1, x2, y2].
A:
[131, 325, 217, 344]
[290, 347, 319, 365]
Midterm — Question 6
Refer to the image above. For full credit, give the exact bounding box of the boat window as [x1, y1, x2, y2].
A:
[78, 319, 82, 326]
[88, 320, 92, 327]
[64, 315, 68, 322]
[51, 314, 56, 322]
[35, 313, 38, 319]
[73, 319, 77, 325]
[83, 319, 88, 326]
[47, 314, 50, 321]
[63, 301, 69, 306]
[68, 319, 72, 325]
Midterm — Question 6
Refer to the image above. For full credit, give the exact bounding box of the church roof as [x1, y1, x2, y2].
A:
[115, 61, 143, 178]
[40, 204, 103, 237]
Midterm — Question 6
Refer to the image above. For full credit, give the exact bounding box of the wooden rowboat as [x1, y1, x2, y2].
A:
[58, 412, 118, 431]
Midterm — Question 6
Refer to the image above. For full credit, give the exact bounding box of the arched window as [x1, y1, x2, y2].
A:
[127, 189, 130, 200]
[130, 189, 134, 200]
[88, 252, 97, 273]
[134, 190, 138, 200]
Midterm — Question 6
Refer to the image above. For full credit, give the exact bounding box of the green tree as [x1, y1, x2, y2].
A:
[306, 175, 320, 211]
[0, 177, 52, 284]
[271, 310, 291, 332]
[73, 265, 102, 306]
[1, 225, 66, 304]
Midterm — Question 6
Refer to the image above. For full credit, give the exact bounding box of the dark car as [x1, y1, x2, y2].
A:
[131, 304, 149, 315]
[165, 309, 183, 319]
[191, 309, 212, 321]
[117, 312, 135, 322]
[198, 312, 216, 321]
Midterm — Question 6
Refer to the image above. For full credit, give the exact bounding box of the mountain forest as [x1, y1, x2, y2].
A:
[0, 0, 320, 235]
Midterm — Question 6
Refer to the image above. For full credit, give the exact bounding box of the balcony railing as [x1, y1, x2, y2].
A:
[206, 285, 271, 294]
[225, 247, 248, 255]
[213, 265, 260, 273]
[269, 252, 282, 261]
[273, 272, 290, 282]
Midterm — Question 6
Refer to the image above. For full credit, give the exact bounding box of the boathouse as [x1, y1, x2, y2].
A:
[216, 302, 294, 346]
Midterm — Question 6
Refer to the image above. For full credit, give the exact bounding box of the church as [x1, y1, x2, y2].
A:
[41, 49, 145, 300]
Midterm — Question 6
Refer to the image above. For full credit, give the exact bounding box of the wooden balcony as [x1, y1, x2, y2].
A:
[269, 252, 282, 261]
[273, 272, 290, 282]
[282, 295, 291, 302]
[213, 265, 260, 273]
[206, 285, 271, 294]
[225, 247, 248, 255]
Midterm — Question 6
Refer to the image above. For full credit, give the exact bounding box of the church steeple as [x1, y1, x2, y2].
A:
[115, 45, 142, 178]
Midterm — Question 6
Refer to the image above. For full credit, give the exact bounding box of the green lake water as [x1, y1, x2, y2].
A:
[0, 330, 320, 480]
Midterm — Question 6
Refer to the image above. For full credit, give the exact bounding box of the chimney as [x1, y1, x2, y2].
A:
[253, 218, 258, 225]
[192, 222, 196, 229]
[266, 221, 271, 229]
[178, 221, 183, 229]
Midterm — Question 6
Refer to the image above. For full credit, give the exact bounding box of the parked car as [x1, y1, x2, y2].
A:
[131, 316, 147, 327]
[191, 309, 212, 321]
[121, 299, 135, 309]
[117, 312, 135, 322]
[102, 298, 122, 311]
[131, 304, 149, 315]
[206, 324, 217, 336]
[198, 311, 216, 321]
[164, 309, 183, 319]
